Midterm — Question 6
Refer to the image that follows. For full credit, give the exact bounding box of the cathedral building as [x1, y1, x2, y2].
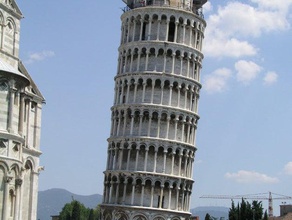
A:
[101, 0, 207, 219]
[0, 0, 44, 219]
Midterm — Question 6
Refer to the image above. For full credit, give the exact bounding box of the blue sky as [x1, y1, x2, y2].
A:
[17, 0, 292, 215]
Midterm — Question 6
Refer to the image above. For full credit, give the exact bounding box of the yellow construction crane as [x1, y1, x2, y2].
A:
[200, 192, 292, 217]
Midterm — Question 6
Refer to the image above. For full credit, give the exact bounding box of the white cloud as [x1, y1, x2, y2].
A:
[25, 50, 55, 64]
[204, 37, 257, 58]
[204, 1, 291, 58]
[250, 0, 292, 12]
[204, 68, 232, 93]
[235, 60, 262, 84]
[284, 162, 292, 175]
[225, 170, 279, 184]
[263, 71, 278, 85]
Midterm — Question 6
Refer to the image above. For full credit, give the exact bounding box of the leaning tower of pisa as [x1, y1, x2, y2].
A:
[101, 0, 207, 219]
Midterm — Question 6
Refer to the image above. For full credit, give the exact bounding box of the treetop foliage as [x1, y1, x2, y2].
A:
[229, 199, 268, 220]
[59, 200, 100, 220]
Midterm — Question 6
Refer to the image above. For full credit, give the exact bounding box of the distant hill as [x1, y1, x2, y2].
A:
[37, 188, 103, 220]
[191, 206, 229, 220]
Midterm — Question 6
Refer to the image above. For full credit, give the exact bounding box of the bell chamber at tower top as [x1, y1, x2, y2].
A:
[122, 0, 207, 13]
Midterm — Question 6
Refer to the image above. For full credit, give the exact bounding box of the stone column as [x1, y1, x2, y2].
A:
[14, 178, 22, 220]
[116, 114, 121, 136]
[18, 92, 25, 136]
[186, 122, 191, 143]
[174, 117, 178, 140]
[139, 19, 144, 41]
[184, 155, 188, 177]
[150, 184, 154, 207]
[165, 20, 170, 41]
[131, 183, 136, 205]
[150, 81, 155, 104]
[144, 147, 149, 171]
[163, 150, 167, 173]
[135, 146, 140, 170]
[156, 114, 161, 138]
[137, 50, 141, 72]
[159, 185, 164, 208]
[171, 53, 176, 74]
[182, 23, 186, 44]
[168, 84, 173, 106]
[187, 54, 191, 78]
[25, 99, 31, 147]
[119, 145, 124, 170]
[130, 51, 134, 72]
[153, 149, 158, 172]
[130, 114, 134, 135]
[8, 86, 16, 133]
[133, 82, 138, 102]
[166, 116, 171, 139]
[178, 153, 182, 176]
[140, 183, 145, 206]
[156, 20, 161, 40]
[142, 82, 147, 102]
[122, 181, 127, 204]
[171, 152, 175, 175]
[189, 23, 194, 46]
[138, 114, 143, 135]
[3, 176, 12, 220]
[181, 118, 186, 142]
[104, 182, 109, 203]
[115, 181, 120, 204]
[145, 51, 149, 71]
[177, 85, 181, 107]
[168, 186, 172, 209]
[160, 82, 164, 105]
[109, 181, 113, 203]
[147, 19, 152, 40]
[132, 19, 136, 41]
[174, 22, 179, 43]
[126, 147, 131, 170]
[179, 55, 183, 76]
[147, 113, 152, 137]
[176, 186, 180, 210]
[123, 113, 127, 136]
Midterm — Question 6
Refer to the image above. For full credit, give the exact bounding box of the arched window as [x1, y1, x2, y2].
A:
[5, 18, 16, 55]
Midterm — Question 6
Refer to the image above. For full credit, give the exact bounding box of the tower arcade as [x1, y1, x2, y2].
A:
[101, 0, 207, 219]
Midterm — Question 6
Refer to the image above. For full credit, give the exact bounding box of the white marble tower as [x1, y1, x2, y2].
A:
[101, 0, 207, 219]
[0, 0, 45, 219]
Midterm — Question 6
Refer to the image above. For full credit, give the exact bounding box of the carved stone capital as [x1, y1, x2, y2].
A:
[15, 178, 23, 186]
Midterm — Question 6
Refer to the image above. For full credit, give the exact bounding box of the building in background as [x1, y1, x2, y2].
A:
[101, 0, 207, 219]
[0, 0, 45, 219]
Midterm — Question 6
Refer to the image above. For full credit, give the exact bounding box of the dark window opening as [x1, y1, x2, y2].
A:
[142, 22, 147, 40]
[168, 22, 175, 42]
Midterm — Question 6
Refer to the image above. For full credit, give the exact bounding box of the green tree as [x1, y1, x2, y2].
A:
[263, 210, 268, 220]
[228, 199, 266, 220]
[71, 201, 81, 220]
[205, 213, 211, 220]
[59, 203, 73, 220]
[59, 200, 100, 220]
